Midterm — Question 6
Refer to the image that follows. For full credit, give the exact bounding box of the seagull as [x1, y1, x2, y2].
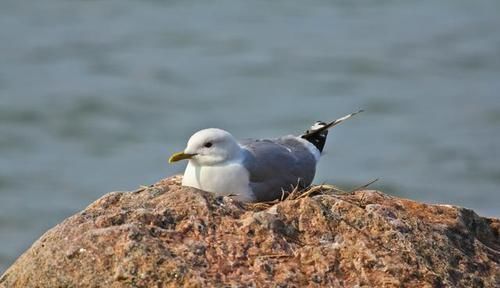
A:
[169, 110, 362, 202]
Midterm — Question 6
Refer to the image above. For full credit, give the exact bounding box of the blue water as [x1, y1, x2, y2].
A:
[1, 0, 499, 273]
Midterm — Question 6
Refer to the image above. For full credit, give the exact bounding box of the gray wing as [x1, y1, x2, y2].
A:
[240, 136, 318, 202]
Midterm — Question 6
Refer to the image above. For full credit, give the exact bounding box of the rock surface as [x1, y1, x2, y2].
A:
[1, 176, 499, 287]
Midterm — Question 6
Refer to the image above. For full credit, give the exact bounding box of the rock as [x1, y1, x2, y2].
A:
[1, 176, 499, 287]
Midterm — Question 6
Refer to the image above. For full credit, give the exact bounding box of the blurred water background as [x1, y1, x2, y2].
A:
[1, 0, 499, 273]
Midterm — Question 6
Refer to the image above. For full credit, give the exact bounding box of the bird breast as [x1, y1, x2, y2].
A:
[182, 160, 256, 202]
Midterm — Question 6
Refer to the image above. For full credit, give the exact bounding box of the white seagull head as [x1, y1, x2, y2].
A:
[169, 128, 242, 166]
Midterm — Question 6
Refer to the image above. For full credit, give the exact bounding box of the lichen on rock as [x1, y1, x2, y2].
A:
[1, 176, 498, 287]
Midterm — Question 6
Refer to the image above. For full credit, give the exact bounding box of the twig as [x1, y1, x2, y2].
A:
[252, 253, 293, 259]
[131, 185, 151, 194]
[347, 178, 379, 194]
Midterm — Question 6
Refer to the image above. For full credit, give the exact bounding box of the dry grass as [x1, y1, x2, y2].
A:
[244, 178, 378, 211]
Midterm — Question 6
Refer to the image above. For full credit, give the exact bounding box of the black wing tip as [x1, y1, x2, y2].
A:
[300, 109, 364, 151]
[301, 126, 328, 153]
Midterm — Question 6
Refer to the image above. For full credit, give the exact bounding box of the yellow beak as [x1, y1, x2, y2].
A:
[168, 152, 196, 163]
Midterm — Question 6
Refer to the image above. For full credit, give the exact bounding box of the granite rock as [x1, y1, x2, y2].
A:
[1, 176, 498, 287]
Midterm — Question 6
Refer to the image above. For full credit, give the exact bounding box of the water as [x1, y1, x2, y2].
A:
[1, 0, 499, 273]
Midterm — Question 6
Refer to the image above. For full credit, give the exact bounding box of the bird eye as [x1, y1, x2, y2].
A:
[204, 142, 213, 148]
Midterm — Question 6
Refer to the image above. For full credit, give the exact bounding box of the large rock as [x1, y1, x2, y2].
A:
[1, 176, 498, 287]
